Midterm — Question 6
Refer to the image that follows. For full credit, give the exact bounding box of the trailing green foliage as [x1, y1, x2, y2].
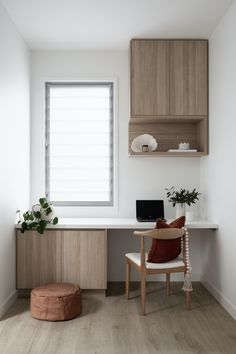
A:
[166, 187, 201, 207]
[17, 197, 59, 235]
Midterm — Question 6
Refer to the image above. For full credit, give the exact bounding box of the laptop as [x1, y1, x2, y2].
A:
[136, 200, 164, 222]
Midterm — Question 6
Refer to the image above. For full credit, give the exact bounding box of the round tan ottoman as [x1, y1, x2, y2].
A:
[30, 283, 82, 321]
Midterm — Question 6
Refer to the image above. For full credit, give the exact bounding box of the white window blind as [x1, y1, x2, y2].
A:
[45, 82, 114, 206]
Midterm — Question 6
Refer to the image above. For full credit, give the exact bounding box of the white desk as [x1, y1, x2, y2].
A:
[46, 218, 218, 230]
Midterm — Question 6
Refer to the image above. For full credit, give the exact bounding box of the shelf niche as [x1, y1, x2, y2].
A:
[129, 117, 207, 156]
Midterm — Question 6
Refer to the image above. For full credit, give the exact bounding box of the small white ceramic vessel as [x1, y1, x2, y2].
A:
[131, 134, 158, 153]
[179, 142, 190, 150]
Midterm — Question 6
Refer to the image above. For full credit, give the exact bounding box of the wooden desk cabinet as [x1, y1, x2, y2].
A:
[16, 229, 107, 290]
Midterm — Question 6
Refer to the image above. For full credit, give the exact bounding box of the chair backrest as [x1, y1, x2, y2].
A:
[134, 227, 186, 270]
[134, 228, 185, 240]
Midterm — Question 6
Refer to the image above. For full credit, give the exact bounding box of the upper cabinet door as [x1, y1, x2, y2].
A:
[170, 40, 208, 116]
[131, 40, 170, 116]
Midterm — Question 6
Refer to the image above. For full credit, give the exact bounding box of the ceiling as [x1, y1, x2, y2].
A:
[0, 0, 233, 50]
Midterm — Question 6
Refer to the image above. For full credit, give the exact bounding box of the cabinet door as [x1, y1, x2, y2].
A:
[131, 40, 170, 116]
[61, 230, 107, 289]
[170, 40, 208, 115]
[17, 230, 61, 288]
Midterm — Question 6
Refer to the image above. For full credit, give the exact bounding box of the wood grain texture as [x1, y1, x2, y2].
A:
[61, 230, 107, 289]
[17, 229, 107, 290]
[129, 120, 202, 153]
[129, 151, 206, 157]
[17, 230, 62, 288]
[131, 39, 170, 116]
[170, 40, 208, 115]
[61, 230, 81, 285]
[197, 116, 208, 154]
[129, 39, 208, 156]
[134, 228, 185, 239]
[1, 283, 236, 354]
[166, 273, 170, 296]
[78, 230, 107, 289]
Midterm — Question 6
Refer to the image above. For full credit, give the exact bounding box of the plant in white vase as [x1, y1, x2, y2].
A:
[16, 197, 58, 234]
[166, 187, 201, 219]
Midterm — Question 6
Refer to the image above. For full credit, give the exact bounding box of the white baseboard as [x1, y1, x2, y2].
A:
[0, 290, 17, 320]
[202, 280, 236, 320]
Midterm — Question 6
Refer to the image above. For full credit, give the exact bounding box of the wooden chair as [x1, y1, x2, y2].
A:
[125, 227, 192, 315]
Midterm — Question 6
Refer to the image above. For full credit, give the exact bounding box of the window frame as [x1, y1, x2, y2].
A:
[45, 81, 115, 207]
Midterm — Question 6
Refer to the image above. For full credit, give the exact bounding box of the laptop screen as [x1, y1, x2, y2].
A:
[136, 200, 164, 221]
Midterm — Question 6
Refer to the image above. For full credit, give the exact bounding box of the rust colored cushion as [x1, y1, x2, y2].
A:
[30, 283, 82, 321]
[147, 216, 185, 263]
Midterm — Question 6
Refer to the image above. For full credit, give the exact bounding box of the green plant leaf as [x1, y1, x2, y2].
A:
[33, 211, 41, 219]
[166, 186, 201, 207]
[46, 207, 52, 215]
[29, 213, 34, 221]
[39, 220, 47, 228]
[39, 198, 47, 206]
[18, 197, 58, 234]
[36, 225, 44, 234]
[53, 217, 58, 225]
[21, 221, 28, 233]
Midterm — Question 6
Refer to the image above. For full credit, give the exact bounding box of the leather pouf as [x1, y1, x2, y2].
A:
[30, 283, 82, 321]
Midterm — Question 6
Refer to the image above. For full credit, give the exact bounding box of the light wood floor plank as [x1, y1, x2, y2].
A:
[0, 283, 235, 354]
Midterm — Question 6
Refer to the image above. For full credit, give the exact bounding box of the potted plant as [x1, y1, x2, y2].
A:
[166, 187, 201, 218]
[17, 197, 58, 234]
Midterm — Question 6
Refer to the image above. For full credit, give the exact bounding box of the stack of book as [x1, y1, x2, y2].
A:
[168, 149, 197, 152]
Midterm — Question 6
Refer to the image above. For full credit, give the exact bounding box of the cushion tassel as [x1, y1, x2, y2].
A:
[182, 227, 193, 292]
[182, 271, 193, 292]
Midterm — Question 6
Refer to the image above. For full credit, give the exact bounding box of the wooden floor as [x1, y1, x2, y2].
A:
[0, 282, 236, 354]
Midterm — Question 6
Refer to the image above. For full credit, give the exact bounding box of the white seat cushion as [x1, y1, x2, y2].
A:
[125, 253, 185, 269]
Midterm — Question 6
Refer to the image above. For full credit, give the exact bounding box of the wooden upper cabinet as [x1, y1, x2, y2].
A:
[130, 39, 208, 118]
[131, 40, 170, 116]
[170, 40, 208, 115]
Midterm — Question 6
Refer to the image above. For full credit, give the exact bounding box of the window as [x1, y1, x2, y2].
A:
[45, 82, 114, 206]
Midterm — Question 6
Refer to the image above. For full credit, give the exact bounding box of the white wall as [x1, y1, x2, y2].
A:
[200, 0, 236, 319]
[31, 50, 206, 281]
[0, 4, 30, 317]
[31, 50, 200, 219]
[108, 229, 210, 282]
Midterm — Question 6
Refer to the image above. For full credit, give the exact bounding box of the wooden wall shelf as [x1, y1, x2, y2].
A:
[130, 116, 206, 124]
[129, 151, 206, 157]
[129, 117, 207, 156]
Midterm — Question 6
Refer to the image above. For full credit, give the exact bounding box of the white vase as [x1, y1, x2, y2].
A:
[186, 211, 194, 222]
[176, 204, 186, 218]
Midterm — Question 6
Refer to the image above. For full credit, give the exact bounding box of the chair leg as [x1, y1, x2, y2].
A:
[185, 291, 191, 310]
[140, 271, 146, 315]
[125, 260, 130, 299]
[166, 273, 170, 296]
